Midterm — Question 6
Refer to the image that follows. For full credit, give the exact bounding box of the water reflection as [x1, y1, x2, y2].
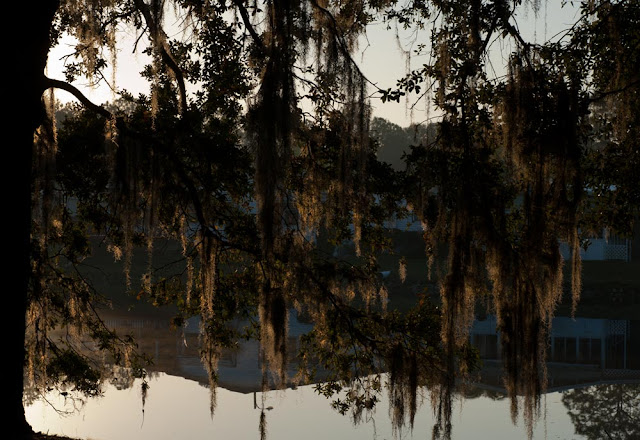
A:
[26, 308, 639, 439]
[563, 383, 640, 440]
[471, 316, 640, 391]
[24, 372, 588, 440]
[96, 311, 640, 393]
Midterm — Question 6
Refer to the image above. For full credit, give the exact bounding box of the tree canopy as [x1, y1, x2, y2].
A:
[19, 1, 639, 440]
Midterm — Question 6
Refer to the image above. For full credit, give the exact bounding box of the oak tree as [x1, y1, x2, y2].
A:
[19, 1, 639, 440]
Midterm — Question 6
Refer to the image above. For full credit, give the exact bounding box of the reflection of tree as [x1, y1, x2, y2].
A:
[562, 384, 640, 440]
[459, 386, 507, 401]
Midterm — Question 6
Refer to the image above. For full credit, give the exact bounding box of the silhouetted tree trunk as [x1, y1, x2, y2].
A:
[632, 214, 640, 261]
[17, 2, 59, 438]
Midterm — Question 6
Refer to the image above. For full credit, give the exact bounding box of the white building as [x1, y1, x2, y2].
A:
[560, 228, 632, 262]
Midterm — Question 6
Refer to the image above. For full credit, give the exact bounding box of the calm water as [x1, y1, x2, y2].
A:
[26, 311, 640, 440]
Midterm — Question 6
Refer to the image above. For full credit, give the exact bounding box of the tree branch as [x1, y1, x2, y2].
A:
[231, 0, 266, 55]
[588, 78, 640, 103]
[44, 77, 112, 119]
[133, 0, 188, 113]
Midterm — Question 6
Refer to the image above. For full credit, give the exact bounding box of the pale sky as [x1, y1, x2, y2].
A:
[47, 1, 581, 128]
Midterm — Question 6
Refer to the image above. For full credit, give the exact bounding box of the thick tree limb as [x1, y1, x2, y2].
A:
[44, 77, 112, 118]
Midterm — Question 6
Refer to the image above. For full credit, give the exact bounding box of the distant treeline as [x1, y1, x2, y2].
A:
[371, 117, 437, 171]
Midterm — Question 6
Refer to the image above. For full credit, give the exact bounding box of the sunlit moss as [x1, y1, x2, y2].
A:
[200, 325, 221, 416]
[399, 257, 407, 284]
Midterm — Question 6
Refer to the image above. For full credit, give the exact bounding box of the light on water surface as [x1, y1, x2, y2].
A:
[27, 372, 587, 440]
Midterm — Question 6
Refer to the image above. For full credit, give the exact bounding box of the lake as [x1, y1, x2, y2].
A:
[25, 308, 640, 439]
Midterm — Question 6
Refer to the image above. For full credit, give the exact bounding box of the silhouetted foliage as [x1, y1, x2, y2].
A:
[20, 1, 640, 440]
